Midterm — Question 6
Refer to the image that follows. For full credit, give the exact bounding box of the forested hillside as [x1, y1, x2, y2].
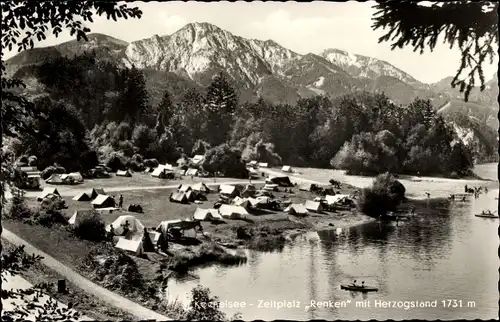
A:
[2, 51, 483, 178]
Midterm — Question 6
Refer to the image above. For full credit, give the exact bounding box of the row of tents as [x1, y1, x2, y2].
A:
[170, 182, 212, 204]
[284, 194, 353, 216]
[72, 188, 118, 209]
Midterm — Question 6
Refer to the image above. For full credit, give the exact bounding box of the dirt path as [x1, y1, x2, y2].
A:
[24, 180, 265, 198]
[2, 229, 170, 321]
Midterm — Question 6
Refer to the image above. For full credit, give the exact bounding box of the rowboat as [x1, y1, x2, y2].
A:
[340, 285, 378, 292]
[475, 214, 498, 219]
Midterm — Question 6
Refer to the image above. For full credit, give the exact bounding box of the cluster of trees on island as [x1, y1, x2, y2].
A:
[6, 51, 477, 178]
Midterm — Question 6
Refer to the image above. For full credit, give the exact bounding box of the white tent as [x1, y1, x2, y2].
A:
[304, 200, 323, 213]
[263, 184, 279, 191]
[232, 196, 251, 209]
[91, 194, 115, 208]
[191, 155, 205, 165]
[284, 204, 308, 215]
[281, 165, 292, 173]
[46, 174, 64, 184]
[191, 182, 210, 193]
[116, 169, 132, 177]
[325, 194, 349, 206]
[193, 208, 222, 221]
[38, 187, 60, 200]
[67, 172, 84, 183]
[115, 238, 144, 256]
[258, 162, 268, 168]
[72, 192, 91, 201]
[219, 184, 238, 197]
[106, 215, 144, 240]
[178, 184, 192, 193]
[151, 166, 166, 177]
[218, 205, 249, 219]
[163, 163, 174, 171]
[185, 168, 198, 176]
[148, 231, 161, 245]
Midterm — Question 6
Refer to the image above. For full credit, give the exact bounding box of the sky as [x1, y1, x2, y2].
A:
[4, 1, 498, 84]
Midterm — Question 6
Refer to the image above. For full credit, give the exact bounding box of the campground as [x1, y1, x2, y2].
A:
[3, 167, 459, 318]
[3, 170, 376, 317]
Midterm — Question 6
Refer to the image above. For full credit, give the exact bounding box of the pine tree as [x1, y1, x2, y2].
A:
[157, 90, 175, 127]
[204, 73, 238, 146]
[116, 66, 148, 125]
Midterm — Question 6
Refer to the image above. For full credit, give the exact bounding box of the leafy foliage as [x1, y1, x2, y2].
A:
[203, 144, 248, 178]
[184, 285, 241, 321]
[72, 210, 106, 242]
[204, 72, 238, 146]
[358, 173, 406, 217]
[1, 3, 142, 321]
[20, 96, 94, 172]
[372, 1, 498, 101]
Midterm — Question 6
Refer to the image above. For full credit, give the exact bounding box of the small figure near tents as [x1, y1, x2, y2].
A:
[119, 194, 124, 208]
[120, 221, 132, 237]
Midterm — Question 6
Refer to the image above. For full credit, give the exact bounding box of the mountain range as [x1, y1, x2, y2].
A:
[4, 22, 499, 159]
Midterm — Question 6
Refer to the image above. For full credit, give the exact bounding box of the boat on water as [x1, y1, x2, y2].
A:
[340, 285, 378, 292]
[475, 214, 498, 219]
[475, 210, 498, 219]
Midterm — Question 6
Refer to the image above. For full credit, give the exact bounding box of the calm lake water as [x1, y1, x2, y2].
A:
[167, 164, 499, 320]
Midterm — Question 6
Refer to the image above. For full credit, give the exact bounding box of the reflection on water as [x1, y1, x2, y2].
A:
[167, 167, 498, 320]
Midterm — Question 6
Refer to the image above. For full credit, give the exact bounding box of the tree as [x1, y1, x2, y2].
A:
[180, 88, 207, 143]
[1, 3, 142, 320]
[204, 73, 238, 145]
[358, 172, 406, 217]
[114, 66, 148, 124]
[372, 1, 498, 101]
[203, 144, 248, 178]
[191, 140, 211, 156]
[2, 245, 82, 321]
[156, 90, 175, 127]
[1, 2, 142, 139]
[21, 97, 94, 172]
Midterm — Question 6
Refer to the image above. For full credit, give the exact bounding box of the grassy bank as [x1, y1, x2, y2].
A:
[1, 240, 135, 321]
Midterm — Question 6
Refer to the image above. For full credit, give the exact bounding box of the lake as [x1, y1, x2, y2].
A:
[167, 163, 499, 320]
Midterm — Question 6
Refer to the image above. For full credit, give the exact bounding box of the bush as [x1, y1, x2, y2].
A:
[358, 173, 406, 218]
[73, 211, 106, 242]
[372, 172, 406, 203]
[185, 285, 241, 321]
[84, 249, 143, 293]
[33, 209, 68, 227]
[35, 200, 68, 227]
[191, 140, 210, 156]
[127, 160, 144, 172]
[104, 151, 129, 172]
[80, 150, 99, 171]
[143, 158, 159, 168]
[7, 197, 34, 221]
[131, 153, 144, 164]
[40, 165, 66, 180]
[203, 144, 248, 179]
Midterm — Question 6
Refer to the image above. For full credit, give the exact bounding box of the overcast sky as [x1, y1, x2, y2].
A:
[4, 1, 498, 84]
